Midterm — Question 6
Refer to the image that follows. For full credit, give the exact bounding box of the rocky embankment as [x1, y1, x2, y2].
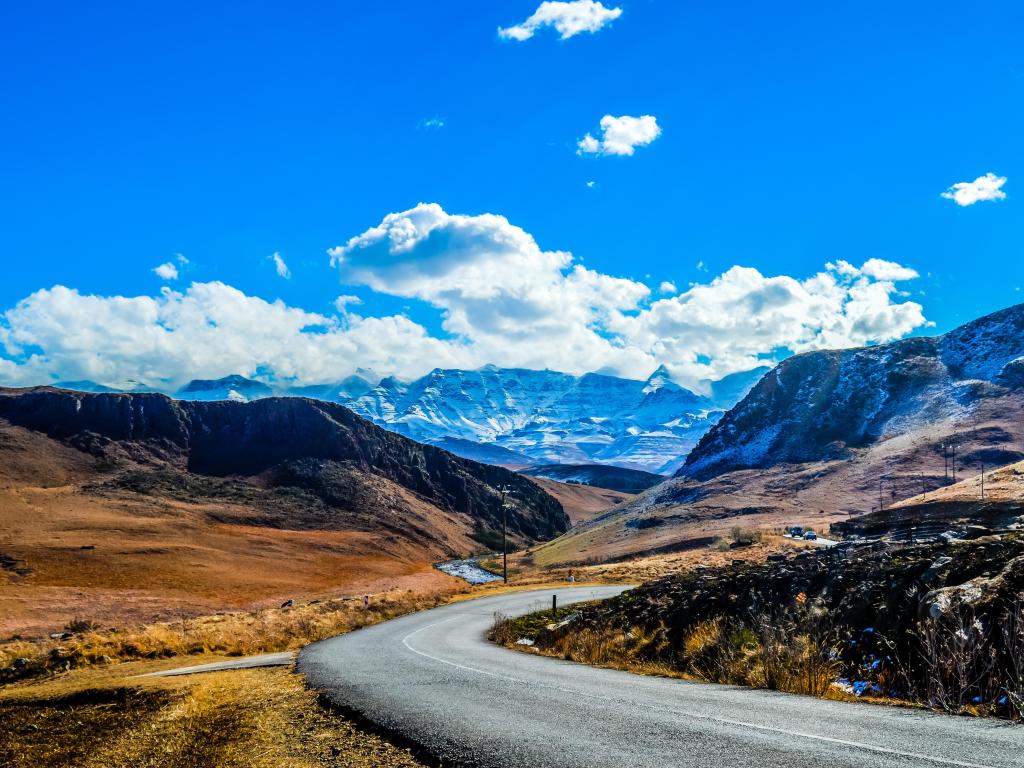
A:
[540, 535, 1024, 715]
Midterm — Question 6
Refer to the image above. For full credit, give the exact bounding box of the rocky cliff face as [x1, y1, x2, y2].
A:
[682, 304, 1024, 481]
[0, 387, 568, 543]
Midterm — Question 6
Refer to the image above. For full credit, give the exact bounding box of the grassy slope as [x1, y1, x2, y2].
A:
[526, 476, 633, 524]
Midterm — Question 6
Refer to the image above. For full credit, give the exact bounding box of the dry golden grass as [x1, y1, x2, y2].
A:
[893, 459, 1024, 507]
[493, 601, 843, 699]
[0, 662, 426, 768]
[1, 586, 472, 681]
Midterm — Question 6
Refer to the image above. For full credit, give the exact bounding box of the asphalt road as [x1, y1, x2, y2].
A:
[298, 586, 1023, 768]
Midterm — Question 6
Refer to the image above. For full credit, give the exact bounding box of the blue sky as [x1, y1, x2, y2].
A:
[1, 1, 1021, 390]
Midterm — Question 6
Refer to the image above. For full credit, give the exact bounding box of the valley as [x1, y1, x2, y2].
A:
[0, 389, 566, 637]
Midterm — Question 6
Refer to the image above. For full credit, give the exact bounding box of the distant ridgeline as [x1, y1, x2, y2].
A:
[51, 365, 770, 475]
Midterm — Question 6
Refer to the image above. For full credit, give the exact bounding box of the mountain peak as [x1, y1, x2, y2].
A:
[643, 364, 679, 394]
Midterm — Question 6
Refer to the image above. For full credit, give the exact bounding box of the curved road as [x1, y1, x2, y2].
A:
[298, 587, 1023, 768]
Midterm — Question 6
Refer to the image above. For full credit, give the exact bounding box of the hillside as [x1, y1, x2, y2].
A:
[0, 388, 567, 637]
[831, 459, 1024, 540]
[526, 477, 634, 524]
[537, 303, 1024, 566]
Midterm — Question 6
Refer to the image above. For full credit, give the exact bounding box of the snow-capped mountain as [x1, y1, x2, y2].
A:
[50, 365, 767, 473]
[682, 302, 1024, 480]
[343, 364, 761, 473]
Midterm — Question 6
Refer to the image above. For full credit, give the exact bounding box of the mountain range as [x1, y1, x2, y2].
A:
[51, 365, 769, 474]
[535, 302, 1024, 566]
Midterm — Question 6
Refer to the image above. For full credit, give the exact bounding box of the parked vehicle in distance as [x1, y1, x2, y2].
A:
[803, 531, 817, 540]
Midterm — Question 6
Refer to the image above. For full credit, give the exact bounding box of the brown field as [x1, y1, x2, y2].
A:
[0, 422, 472, 639]
[0, 482, 463, 638]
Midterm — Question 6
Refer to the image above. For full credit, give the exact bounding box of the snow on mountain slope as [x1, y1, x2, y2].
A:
[540, 303, 1024, 568]
[56, 364, 766, 473]
[682, 303, 1024, 481]
[343, 365, 751, 473]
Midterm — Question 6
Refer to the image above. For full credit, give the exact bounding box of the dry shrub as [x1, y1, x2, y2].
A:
[488, 613, 519, 645]
[746, 608, 841, 696]
[552, 627, 630, 665]
[892, 598, 1023, 718]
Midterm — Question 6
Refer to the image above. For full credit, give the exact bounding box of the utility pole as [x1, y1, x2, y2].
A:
[942, 443, 948, 482]
[498, 484, 510, 583]
[981, 459, 985, 500]
[951, 443, 958, 483]
[878, 476, 884, 512]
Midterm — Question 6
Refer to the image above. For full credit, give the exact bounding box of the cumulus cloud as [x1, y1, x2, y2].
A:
[0, 206, 930, 391]
[153, 262, 178, 280]
[941, 173, 1007, 206]
[325, 203, 927, 385]
[612, 263, 929, 384]
[269, 251, 291, 279]
[577, 115, 661, 156]
[499, 0, 621, 41]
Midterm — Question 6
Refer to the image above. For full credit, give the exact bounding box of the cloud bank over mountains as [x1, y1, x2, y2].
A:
[0, 204, 929, 391]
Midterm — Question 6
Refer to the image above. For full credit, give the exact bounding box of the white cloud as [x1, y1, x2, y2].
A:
[941, 173, 1007, 206]
[419, 116, 445, 130]
[586, 180, 597, 188]
[270, 252, 291, 279]
[153, 262, 178, 280]
[658, 281, 677, 294]
[0, 282, 467, 389]
[0, 206, 930, 392]
[499, 0, 621, 41]
[577, 115, 661, 156]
